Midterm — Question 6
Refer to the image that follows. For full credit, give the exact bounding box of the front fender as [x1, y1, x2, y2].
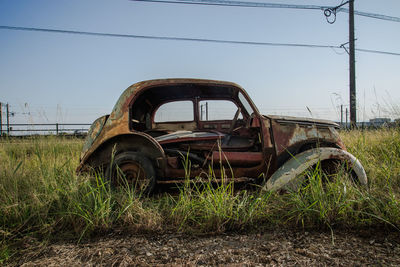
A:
[265, 147, 368, 191]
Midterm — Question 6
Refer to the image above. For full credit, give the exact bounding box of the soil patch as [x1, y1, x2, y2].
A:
[11, 229, 400, 266]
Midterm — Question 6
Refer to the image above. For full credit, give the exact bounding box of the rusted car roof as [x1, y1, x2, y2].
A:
[108, 78, 259, 123]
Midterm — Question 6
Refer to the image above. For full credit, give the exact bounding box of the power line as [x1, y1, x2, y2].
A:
[1, 25, 400, 56]
[355, 48, 400, 57]
[130, 0, 400, 23]
[0, 25, 340, 48]
[336, 9, 400, 23]
[131, 0, 330, 10]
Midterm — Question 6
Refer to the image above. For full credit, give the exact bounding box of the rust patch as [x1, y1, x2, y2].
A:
[166, 157, 179, 169]
[271, 119, 341, 155]
[211, 151, 263, 166]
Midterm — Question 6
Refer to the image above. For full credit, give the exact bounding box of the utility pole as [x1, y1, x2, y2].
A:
[346, 108, 348, 130]
[349, 0, 357, 128]
[0, 102, 2, 135]
[200, 103, 209, 121]
[205, 102, 208, 121]
[340, 104, 343, 127]
[324, 0, 357, 128]
[6, 103, 10, 135]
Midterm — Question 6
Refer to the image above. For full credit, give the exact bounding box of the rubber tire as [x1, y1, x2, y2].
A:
[320, 159, 360, 185]
[106, 152, 156, 194]
[299, 159, 359, 191]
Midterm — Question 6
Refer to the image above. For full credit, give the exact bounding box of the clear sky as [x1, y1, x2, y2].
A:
[0, 0, 399, 126]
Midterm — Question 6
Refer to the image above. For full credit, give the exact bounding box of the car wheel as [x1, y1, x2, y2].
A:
[106, 152, 156, 194]
[297, 159, 362, 191]
[265, 148, 368, 192]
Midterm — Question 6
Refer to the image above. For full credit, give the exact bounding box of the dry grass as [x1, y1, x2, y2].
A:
[0, 129, 399, 263]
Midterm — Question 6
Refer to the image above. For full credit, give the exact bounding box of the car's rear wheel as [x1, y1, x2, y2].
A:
[106, 152, 156, 194]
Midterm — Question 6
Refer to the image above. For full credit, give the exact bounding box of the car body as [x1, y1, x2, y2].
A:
[77, 79, 367, 192]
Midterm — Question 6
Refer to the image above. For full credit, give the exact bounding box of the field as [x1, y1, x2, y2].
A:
[1, 129, 400, 264]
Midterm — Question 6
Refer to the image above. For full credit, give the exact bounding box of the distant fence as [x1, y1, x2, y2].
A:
[0, 123, 91, 136]
[1, 121, 398, 137]
[339, 122, 400, 130]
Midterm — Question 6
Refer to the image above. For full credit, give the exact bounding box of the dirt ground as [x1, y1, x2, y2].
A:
[10, 229, 400, 266]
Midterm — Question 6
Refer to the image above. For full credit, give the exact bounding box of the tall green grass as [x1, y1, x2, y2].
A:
[0, 129, 399, 262]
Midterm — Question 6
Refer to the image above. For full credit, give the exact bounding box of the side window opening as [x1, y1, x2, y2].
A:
[238, 92, 254, 116]
[199, 100, 243, 121]
[154, 100, 194, 122]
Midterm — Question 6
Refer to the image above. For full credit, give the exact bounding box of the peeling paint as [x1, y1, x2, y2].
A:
[265, 147, 368, 191]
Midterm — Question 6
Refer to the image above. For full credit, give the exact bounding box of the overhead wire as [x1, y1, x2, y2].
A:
[131, 0, 330, 10]
[130, 0, 400, 23]
[354, 48, 400, 56]
[1, 25, 399, 56]
[0, 25, 340, 49]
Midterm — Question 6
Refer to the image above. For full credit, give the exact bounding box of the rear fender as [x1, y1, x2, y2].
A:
[265, 147, 367, 191]
[77, 133, 166, 174]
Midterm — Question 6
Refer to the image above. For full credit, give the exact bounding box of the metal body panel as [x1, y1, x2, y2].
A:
[270, 118, 343, 156]
[265, 147, 368, 191]
[81, 115, 108, 159]
[211, 151, 263, 166]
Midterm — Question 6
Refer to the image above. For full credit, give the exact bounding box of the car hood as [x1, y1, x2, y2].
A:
[265, 115, 339, 128]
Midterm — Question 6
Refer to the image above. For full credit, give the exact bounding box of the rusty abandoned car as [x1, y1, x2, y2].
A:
[77, 79, 367, 192]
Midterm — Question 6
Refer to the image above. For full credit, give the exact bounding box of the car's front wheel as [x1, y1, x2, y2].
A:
[106, 152, 156, 194]
[265, 147, 368, 192]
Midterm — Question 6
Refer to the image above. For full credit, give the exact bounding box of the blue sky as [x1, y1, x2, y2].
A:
[0, 0, 399, 126]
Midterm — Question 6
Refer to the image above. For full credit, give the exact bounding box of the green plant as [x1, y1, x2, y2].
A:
[1, 130, 400, 264]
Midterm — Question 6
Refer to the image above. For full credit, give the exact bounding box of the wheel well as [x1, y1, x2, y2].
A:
[276, 141, 341, 168]
[298, 141, 340, 154]
[297, 143, 354, 182]
[266, 147, 368, 191]
[85, 134, 165, 171]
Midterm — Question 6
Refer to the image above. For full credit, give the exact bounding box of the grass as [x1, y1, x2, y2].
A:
[0, 129, 400, 262]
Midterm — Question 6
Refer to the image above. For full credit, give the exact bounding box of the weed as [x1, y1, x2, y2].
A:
[0, 130, 399, 263]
